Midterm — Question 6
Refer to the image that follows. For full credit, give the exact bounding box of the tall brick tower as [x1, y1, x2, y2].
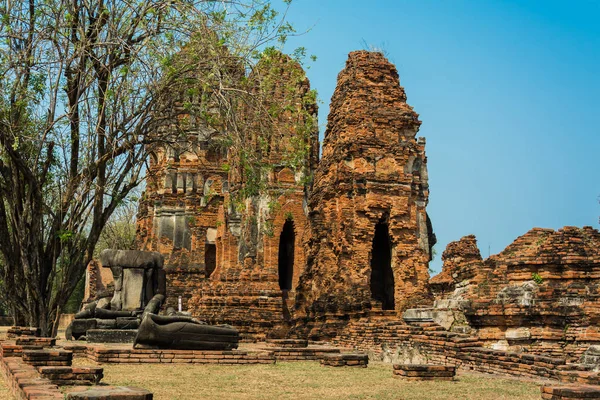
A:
[294, 51, 436, 338]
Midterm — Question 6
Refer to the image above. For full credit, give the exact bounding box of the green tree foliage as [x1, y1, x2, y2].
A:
[0, 0, 306, 336]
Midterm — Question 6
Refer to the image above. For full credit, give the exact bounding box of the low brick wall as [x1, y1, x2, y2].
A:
[0, 336, 158, 400]
[0, 355, 63, 400]
[7, 327, 40, 338]
[334, 319, 600, 384]
[15, 337, 56, 347]
[0, 343, 44, 358]
[266, 339, 308, 348]
[83, 346, 276, 364]
[22, 349, 73, 367]
[60, 343, 346, 364]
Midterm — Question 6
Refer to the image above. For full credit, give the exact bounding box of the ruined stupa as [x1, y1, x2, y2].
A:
[293, 51, 436, 338]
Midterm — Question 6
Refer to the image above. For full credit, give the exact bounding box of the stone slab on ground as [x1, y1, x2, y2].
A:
[267, 339, 308, 348]
[320, 353, 368, 367]
[393, 364, 456, 381]
[268, 346, 340, 361]
[541, 385, 600, 399]
[66, 386, 153, 399]
[87, 329, 138, 343]
[402, 308, 435, 323]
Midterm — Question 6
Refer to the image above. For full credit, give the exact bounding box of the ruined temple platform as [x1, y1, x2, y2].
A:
[59, 341, 344, 365]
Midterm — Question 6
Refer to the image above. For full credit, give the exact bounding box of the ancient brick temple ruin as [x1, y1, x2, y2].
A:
[136, 50, 320, 338]
[129, 47, 600, 364]
[133, 50, 436, 339]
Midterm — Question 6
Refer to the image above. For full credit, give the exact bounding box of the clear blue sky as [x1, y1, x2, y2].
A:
[280, 0, 600, 273]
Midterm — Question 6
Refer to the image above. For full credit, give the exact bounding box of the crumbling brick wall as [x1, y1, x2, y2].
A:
[432, 226, 600, 360]
[430, 235, 482, 298]
[136, 137, 228, 311]
[83, 260, 114, 303]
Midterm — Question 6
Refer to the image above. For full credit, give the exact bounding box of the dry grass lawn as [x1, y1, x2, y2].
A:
[0, 382, 10, 400]
[0, 378, 10, 400]
[73, 359, 542, 400]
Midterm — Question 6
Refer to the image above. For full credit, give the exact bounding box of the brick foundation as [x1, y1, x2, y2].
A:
[267, 346, 340, 361]
[15, 337, 56, 347]
[392, 364, 456, 381]
[7, 327, 40, 339]
[22, 349, 73, 367]
[0, 356, 63, 400]
[38, 366, 103, 386]
[320, 354, 368, 368]
[266, 339, 308, 348]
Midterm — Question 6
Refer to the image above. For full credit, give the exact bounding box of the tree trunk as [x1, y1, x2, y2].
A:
[11, 306, 26, 327]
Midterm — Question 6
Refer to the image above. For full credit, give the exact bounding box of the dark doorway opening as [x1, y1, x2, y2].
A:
[278, 220, 295, 291]
[370, 221, 395, 310]
[205, 243, 216, 278]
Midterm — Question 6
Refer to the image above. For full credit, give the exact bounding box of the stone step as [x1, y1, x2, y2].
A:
[66, 386, 153, 399]
[402, 308, 434, 322]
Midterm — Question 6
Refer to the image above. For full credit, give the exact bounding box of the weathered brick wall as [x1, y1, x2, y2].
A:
[293, 51, 435, 339]
[135, 52, 318, 338]
[83, 260, 114, 303]
[136, 142, 228, 311]
[186, 53, 318, 338]
[432, 226, 600, 360]
[333, 319, 600, 383]
[430, 235, 482, 298]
